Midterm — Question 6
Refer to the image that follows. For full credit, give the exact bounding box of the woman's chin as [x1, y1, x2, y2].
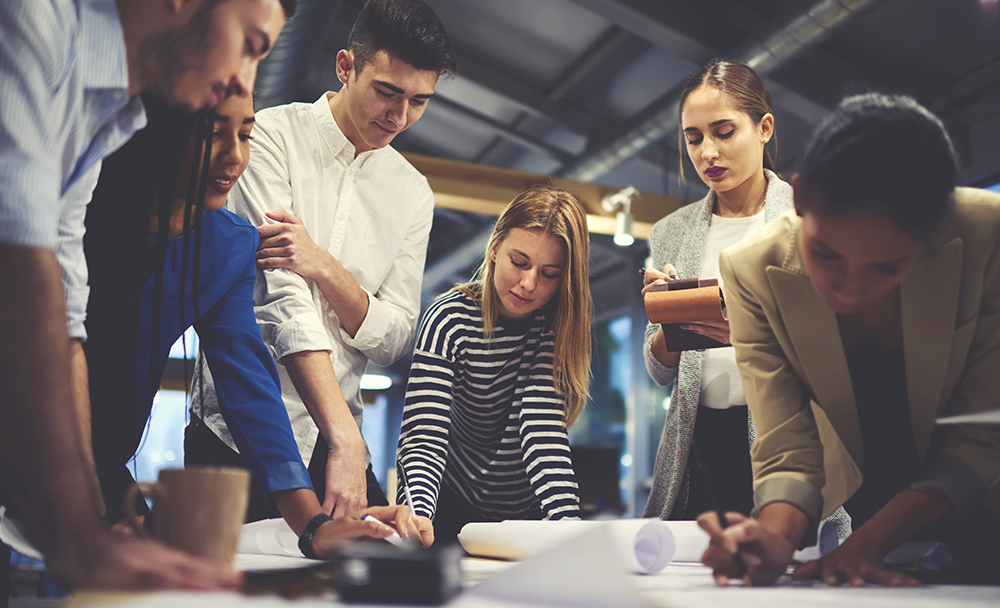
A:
[203, 195, 228, 211]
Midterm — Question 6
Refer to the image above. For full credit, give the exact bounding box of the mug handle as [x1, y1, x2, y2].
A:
[123, 481, 165, 537]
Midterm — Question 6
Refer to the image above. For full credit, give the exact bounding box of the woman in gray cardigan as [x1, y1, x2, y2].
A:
[642, 60, 790, 521]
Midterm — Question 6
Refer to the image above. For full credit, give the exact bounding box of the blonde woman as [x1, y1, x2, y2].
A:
[397, 185, 593, 545]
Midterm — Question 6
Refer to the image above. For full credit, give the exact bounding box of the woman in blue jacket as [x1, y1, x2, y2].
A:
[84, 93, 431, 556]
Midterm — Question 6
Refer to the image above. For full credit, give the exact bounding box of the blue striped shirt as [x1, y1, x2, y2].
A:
[0, 0, 146, 339]
[397, 291, 580, 522]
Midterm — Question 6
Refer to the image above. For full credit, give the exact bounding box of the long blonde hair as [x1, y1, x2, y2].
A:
[455, 185, 592, 426]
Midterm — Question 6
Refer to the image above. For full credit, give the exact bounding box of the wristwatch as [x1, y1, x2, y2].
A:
[298, 513, 333, 559]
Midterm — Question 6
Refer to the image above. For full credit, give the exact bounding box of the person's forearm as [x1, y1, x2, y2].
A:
[0, 247, 103, 553]
[281, 350, 363, 452]
[272, 488, 325, 535]
[69, 339, 105, 514]
[847, 489, 950, 556]
[757, 501, 812, 549]
[314, 257, 369, 338]
[650, 326, 681, 367]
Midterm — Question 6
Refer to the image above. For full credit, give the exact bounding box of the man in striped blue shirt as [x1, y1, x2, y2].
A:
[0, 0, 291, 591]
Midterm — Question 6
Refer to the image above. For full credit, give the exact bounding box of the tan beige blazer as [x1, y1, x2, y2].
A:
[719, 187, 1000, 524]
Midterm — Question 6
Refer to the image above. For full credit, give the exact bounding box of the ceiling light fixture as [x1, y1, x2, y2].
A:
[601, 186, 639, 247]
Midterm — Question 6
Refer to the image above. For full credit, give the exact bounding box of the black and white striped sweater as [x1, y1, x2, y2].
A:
[396, 291, 580, 521]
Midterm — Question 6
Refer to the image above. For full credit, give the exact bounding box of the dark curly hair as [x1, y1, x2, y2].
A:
[797, 93, 958, 245]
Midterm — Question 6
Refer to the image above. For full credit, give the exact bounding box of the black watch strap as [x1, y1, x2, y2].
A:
[298, 513, 333, 559]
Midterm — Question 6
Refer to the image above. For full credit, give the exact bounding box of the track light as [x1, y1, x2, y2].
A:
[613, 212, 634, 247]
[601, 186, 639, 247]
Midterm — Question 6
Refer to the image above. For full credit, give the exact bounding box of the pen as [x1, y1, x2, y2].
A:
[639, 267, 679, 280]
[689, 438, 748, 580]
[397, 461, 416, 514]
[361, 515, 413, 548]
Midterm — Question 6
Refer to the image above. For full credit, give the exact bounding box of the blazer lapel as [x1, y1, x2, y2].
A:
[767, 267, 864, 469]
[901, 237, 963, 460]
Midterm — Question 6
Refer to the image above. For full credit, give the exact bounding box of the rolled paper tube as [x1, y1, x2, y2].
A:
[644, 285, 727, 325]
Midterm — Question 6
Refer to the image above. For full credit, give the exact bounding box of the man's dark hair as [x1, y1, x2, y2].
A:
[278, 0, 297, 18]
[206, 0, 297, 18]
[348, 0, 456, 77]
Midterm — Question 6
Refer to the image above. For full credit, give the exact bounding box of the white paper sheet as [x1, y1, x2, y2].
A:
[457, 524, 655, 607]
[233, 552, 319, 572]
[458, 519, 678, 574]
[0, 506, 43, 560]
[236, 518, 302, 557]
[936, 409, 1000, 424]
[458, 517, 839, 573]
[790, 518, 842, 563]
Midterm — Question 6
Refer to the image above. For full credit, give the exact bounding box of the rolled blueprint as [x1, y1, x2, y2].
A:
[458, 519, 679, 574]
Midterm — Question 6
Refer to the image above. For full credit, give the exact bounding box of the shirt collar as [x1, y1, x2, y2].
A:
[78, 0, 131, 93]
[314, 92, 382, 166]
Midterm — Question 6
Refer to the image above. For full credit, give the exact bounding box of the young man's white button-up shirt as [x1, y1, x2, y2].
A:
[192, 92, 434, 465]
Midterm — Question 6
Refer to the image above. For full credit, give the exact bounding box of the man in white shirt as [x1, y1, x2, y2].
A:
[0, 0, 292, 590]
[188, 0, 456, 520]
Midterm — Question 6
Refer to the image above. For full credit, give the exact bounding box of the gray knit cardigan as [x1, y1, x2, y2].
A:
[641, 170, 851, 539]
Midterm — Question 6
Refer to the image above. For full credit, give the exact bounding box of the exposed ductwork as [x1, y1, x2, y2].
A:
[254, 0, 345, 110]
[560, 0, 886, 182]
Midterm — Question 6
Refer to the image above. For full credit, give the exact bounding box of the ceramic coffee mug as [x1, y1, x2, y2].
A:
[124, 466, 250, 565]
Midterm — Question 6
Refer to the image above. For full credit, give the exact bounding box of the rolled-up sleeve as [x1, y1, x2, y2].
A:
[58, 169, 99, 340]
[226, 124, 333, 361]
[342, 186, 432, 366]
[720, 249, 826, 530]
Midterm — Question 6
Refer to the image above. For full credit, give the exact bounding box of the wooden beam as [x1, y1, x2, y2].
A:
[403, 152, 688, 241]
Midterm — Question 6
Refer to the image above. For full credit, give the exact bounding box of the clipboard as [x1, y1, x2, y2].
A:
[644, 278, 727, 352]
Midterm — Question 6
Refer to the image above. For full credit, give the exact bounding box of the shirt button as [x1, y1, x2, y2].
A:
[337, 214, 346, 222]
[113, 91, 124, 101]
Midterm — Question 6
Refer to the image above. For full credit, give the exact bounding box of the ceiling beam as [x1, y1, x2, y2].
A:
[430, 96, 576, 162]
[404, 152, 685, 240]
[473, 25, 631, 165]
[446, 42, 597, 133]
[565, 0, 709, 63]
[411, 149, 684, 302]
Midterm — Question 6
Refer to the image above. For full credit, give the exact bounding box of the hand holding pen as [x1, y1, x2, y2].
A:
[640, 263, 679, 295]
[689, 439, 749, 584]
[693, 437, 797, 586]
[697, 507, 801, 587]
[397, 462, 417, 515]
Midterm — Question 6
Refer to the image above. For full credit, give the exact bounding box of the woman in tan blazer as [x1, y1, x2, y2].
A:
[702, 93, 1000, 586]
